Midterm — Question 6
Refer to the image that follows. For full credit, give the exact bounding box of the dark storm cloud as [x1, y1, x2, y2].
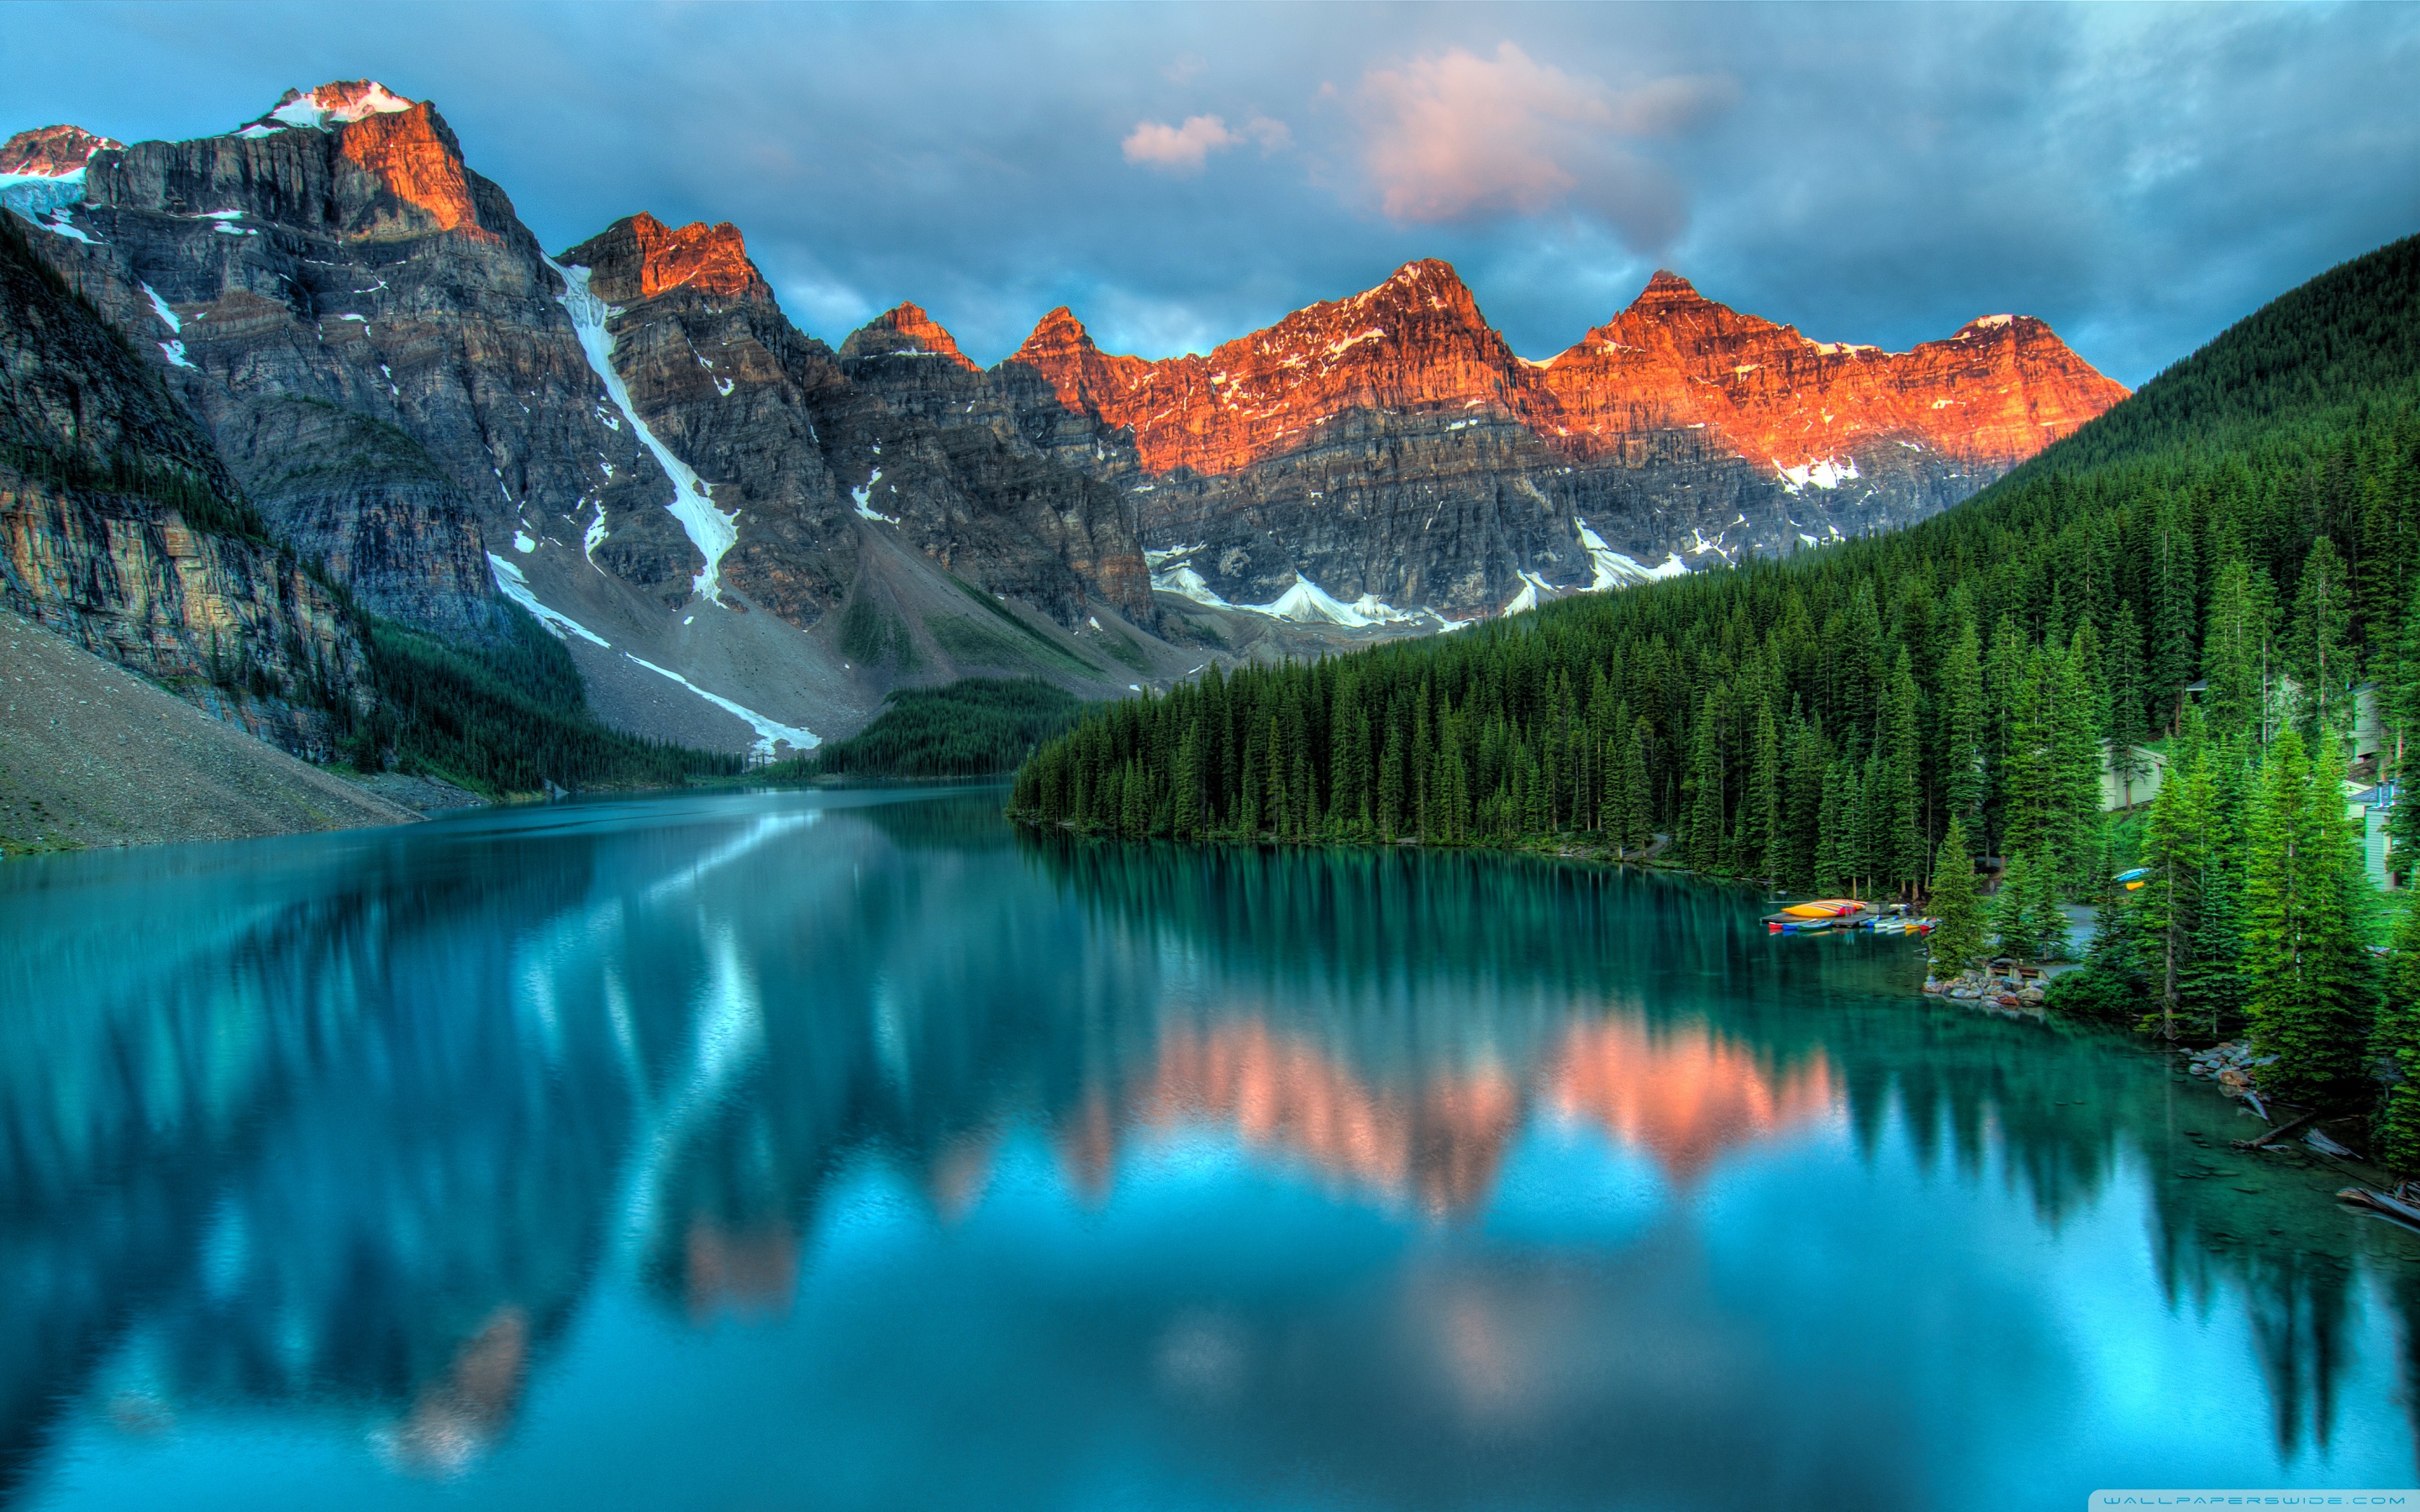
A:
[9, 2, 2417, 383]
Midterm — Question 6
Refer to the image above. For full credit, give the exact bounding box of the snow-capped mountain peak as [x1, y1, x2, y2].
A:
[0, 125, 120, 220]
[237, 81, 416, 137]
[0, 124, 121, 178]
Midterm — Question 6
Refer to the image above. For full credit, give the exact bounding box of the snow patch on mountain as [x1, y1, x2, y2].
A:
[0, 170, 86, 220]
[139, 283, 182, 333]
[852, 468, 898, 523]
[547, 255, 739, 603]
[1776, 457, 1860, 494]
[488, 554, 610, 646]
[250, 81, 416, 134]
[1577, 519, 1689, 590]
[1250, 574, 1426, 627]
[31, 205, 94, 243]
[1147, 547, 1434, 626]
[619, 652, 818, 755]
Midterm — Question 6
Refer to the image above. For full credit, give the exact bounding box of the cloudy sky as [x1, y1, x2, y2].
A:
[13, 2, 2419, 384]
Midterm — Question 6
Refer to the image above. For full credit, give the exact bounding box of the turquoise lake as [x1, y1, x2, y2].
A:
[3, 786, 2417, 1510]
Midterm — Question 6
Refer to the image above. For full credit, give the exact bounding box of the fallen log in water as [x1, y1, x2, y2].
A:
[2234, 1108, 2323, 1150]
[2338, 1186, 2420, 1231]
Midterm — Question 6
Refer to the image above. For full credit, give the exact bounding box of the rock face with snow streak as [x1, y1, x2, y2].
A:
[1001, 261, 2127, 615]
[0, 213, 374, 759]
[557, 215, 1156, 632]
[4, 83, 1183, 755]
[29, 87, 644, 639]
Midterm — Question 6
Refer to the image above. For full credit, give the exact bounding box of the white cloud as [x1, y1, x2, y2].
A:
[1122, 113, 1288, 175]
[1241, 115, 1292, 152]
[1123, 114, 1240, 174]
[1354, 42, 1733, 249]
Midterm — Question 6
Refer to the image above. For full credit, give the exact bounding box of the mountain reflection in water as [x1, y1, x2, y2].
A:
[2, 788, 2416, 1511]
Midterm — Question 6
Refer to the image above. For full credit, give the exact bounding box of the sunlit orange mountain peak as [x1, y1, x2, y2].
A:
[565, 213, 774, 305]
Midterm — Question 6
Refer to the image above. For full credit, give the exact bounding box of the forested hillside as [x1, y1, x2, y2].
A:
[769, 677, 1081, 780]
[1013, 233, 2420, 1146]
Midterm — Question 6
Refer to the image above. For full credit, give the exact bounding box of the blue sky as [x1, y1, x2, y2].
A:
[13, 2, 2419, 384]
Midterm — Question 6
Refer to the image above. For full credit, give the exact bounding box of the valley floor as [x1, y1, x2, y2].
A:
[0, 607, 421, 853]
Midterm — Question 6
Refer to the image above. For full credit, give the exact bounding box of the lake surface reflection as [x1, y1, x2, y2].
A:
[3, 787, 2417, 1510]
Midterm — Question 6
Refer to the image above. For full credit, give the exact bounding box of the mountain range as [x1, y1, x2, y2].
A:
[0, 81, 2126, 764]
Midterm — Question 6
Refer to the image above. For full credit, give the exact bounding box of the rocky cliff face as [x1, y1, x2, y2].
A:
[0, 214, 373, 759]
[1537, 270, 2125, 474]
[1001, 261, 2128, 616]
[1012, 260, 1548, 478]
[18, 89, 628, 645]
[554, 214, 1157, 633]
[214, 397, 507, 641]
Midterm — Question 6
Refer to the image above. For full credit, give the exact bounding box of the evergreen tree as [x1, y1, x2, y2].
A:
[1740, 696, 1781, 882]
[2244, 730, 2372, 1100]
[2052, 626, 2108, 895]
[1782, 712, 1828, 889]
[2085, 825, 2149, 989]
[1993, 853, 2056, 961]
[2002, 649, 2054, 870]
[1612, 716, 1651, 857]
[1939, 619, 1987, 843]
[1857, 746, 1887, 898]
[1881, 648, 1926, 893]
[2181, 733, 2254, 1037]
[1173, 726, 1202, 839]
[1686, 688, 1727, 874]
[1264, 713, 1286, 837]
[1377, 719, 1405, 841]
[2375, 900, 2420, 1173]
[2106, 599, 2153, 807]
[2149, 501, 2202, 730]
[2026, 850, 2070, 959]
[2289, 536, 2358, 741]
[2391, 584, 2420, 879]
[1437, 718, 1471, 843]
[1927, 816, 1987, 979]
[2202, 557, 2265, 740]
[2139, 743, 2212, 1039]
[1816, 756, 1851, 892]
[1983, 614, 2028, 854]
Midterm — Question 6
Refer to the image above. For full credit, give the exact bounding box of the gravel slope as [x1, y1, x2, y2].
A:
[0, 607, 419, 852]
